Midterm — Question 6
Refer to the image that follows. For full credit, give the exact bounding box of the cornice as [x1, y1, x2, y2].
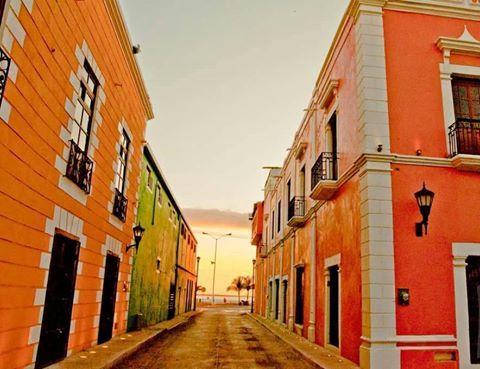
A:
[104, 0, 154, 120]
[386, 0, 480, 21]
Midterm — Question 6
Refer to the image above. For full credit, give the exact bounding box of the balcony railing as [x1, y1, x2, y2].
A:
[288, 196, 305, 222]
[449, 118, 480, 157]
[311, 152, 337, 191]
[113, 188, 128, 222]
[0, 47, 11, 109]
[66, 140, 94, 193]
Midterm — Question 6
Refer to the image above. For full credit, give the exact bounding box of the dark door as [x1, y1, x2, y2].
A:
[275, 279, 280, 320]
[98, 253, 120, 344]
[36, 234, 80, 369]
[467, 256, 480, 364]
[328, 265, 339, 347]
[295, 267, 304, 324]
[282, 280, 288, 324]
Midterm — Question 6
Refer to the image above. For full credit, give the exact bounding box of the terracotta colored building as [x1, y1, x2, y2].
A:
[0, 0, 153, 368]
[251, 1, 480, 368]
[128, 145, 197, 330]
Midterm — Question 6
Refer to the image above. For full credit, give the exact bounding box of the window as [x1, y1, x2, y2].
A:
[277, 201, 281, 233]
[156, 257, 161, 274]
[299, 166, 306, 198]
[295, 266, 304, 325]
[271, 211, 275, 240]
[114, 130, 130, 194]
[71, 62, 98, 153]
[450, 77, 480, 156]
[147, 166, 153, 190]
[156, 184, 162, 206]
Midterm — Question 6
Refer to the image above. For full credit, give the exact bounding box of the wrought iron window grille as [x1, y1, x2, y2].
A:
[65, 140, 94, 193]
[0, 48, 11, 109]
[113, 188, 128, 222]
[311, 152, 338, 191]
[448, 118, 480, 157]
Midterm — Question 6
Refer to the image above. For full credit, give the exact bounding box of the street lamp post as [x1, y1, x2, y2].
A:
[251, 259, 256, 314]
[194, 256, 200, 311]
[202, 232, 232, 305]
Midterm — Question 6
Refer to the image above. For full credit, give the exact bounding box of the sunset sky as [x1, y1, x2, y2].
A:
[119, 0, 350, 294]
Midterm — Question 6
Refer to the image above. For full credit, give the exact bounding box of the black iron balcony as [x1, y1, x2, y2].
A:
[449, 118, 480, 157]
[113, 188, 128, 222]
[287, 196, 306, 227]
[311, 152, 337, 191]
[0, 47, 11, 109]
[310, 152, 339, 200]
[65, 140, 94, 193]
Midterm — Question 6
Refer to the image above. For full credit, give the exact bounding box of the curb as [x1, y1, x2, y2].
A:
[248, 313, 359, 369]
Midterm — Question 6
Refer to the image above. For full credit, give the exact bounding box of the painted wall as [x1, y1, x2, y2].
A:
[127, 154, 179, 330]
[0, 0, 151, 367]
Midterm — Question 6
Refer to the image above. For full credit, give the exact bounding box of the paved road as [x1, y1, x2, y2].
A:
[115, 305, 318, 369]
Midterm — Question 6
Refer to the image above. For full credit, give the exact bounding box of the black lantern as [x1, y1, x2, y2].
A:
[414, 183, 435, 237]
[126, 223, 145, 252]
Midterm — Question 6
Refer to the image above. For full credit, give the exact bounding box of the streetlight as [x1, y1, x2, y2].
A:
[251, 259, 256, 314]
[194, 256, 200, 311]
[202, 232, 232, 304]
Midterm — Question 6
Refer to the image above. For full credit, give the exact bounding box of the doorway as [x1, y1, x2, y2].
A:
[36, 233, 80, 369]
[282, 280, 288, 324]
[98, 253, 120, 344]
[327, 265, 340, 348]
[274, 279, 280, 320]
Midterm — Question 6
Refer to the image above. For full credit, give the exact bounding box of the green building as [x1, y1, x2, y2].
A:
[127, 144, 197, 330]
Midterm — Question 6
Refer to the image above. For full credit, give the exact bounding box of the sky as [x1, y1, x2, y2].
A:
[119, 0, 350, 294]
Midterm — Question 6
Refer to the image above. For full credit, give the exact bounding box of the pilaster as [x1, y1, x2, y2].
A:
[288, 233, 296, 331]
[308, 214, 317, 342]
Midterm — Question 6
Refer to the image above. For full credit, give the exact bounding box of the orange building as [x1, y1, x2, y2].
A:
[0, 0, 153, 368]
[251, 1, 480, 368]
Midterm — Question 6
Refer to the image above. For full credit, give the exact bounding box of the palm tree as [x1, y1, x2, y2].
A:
[243, 276, 253, 303]
[227, 276, 246, 304]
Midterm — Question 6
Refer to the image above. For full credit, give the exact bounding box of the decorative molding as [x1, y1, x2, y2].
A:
[386, 1, 480, 22]
[319, 79, 340, 109]
[104, 0, 154, 120]
[437, 26, 480, 63]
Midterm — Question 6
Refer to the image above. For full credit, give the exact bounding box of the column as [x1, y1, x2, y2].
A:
[288, 232, 296, 331]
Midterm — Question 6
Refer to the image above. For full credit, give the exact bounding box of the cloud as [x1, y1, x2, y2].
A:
[182, 208, 250, 230]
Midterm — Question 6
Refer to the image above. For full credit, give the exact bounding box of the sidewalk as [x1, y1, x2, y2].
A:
[48, 310, 202, 369]
[248, 314, 360, 369]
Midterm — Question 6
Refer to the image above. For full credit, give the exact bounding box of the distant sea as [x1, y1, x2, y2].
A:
[197, 294, 251, 304]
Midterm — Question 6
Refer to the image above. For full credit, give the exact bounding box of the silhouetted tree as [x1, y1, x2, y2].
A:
[227, 276, 246, 304]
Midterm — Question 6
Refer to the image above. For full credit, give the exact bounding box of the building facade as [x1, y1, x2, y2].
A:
[251, 1, 480, 368]
[0, 0, 153, 368]
[128, 145, 197, 330]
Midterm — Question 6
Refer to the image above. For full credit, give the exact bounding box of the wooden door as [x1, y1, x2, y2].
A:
[98, 253, 120, 344]
[35, 234, 80, 369]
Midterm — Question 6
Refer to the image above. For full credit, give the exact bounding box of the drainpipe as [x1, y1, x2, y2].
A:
[308, 213, 317, 342]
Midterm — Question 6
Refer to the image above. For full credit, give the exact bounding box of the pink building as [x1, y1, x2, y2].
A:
[252, 1, 480, 368]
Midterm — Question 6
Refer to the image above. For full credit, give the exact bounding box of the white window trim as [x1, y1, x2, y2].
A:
[453, 242, 480, 369]
[324, 253, 341, 353]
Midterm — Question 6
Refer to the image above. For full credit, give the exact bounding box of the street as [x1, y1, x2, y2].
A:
[115, 305, 319, 369]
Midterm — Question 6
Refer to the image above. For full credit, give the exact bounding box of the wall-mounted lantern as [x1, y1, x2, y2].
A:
[126, 223, 145, 253]
[415, 183, 435, 237]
